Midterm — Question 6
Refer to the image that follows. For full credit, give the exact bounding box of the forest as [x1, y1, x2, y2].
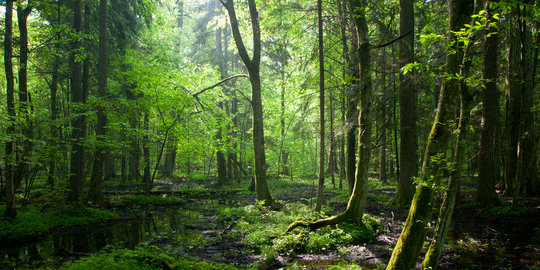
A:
[0, 0, 538, 269]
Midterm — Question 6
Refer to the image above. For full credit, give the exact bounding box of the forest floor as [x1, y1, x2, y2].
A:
[1, 175, 539, 269]
[128, 176, 540, 269]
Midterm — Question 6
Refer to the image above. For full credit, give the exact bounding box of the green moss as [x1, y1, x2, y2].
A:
[218, 203, 381, 261]
[61, 246, 239, 270]
[0, 205, 119, 240]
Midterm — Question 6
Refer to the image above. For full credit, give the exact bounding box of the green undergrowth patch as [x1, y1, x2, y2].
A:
[0, 204, 119, 240]
[111, 195, 184, 207]
[487, 204, 528, 217]
[218, 202, 382, 263]
[60, 245, 240, 270]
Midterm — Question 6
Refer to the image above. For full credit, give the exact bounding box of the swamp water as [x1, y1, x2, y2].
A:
[0, 198, 246, 269]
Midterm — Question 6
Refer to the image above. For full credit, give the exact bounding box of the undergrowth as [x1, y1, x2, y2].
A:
[0, 205, 119, 240]
[60, 245, 239, 270]
[112, 195, 184, 207]
[218, 202, 382, 264]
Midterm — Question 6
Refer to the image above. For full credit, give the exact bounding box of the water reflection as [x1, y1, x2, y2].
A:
[0, 209, 185, 269]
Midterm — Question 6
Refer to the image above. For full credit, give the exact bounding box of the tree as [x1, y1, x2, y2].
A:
[4, 0, 16, 216]
[89, 0, 109, 202]
[315, 0, 326, 212]
[215, 18, 228, 186]
[476, 0, 500, 206]
[285, 0, 374, 231]
[68, 0, 85, 203]
[395, 0, 417, 207]
[386, 0, 474, 268]
[222, 0, 273, 204]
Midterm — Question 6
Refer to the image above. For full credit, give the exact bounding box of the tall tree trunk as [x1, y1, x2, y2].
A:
[423, 5, 479, 262]
[346, 7, 359, 195]
[386, 0, 473, 268]
[517, 6, 537, 196]
[503, 5, 522, 195]
[280, 74, 290, 176]
[68, 0, 84, 202]
[379, 66, 387, 184]
[223, 0, 272, 204]
[13, 2, 34, 200]
[142, 113, 151, 184]
[89, 0, 109, 202]
[337, 0, 348, 191]
[163, 136, 177, 177]
[315, 0, 326, 212]
[422, 79, 474, 269]
[476, 0, 500, 206]
[329, 88, 336, 188]
[215, 24, 228, 186]
[347, 0, 373, 223]
[128, 116, 140, 183]
[47, 0, 62, 188]
[395, 0, 417, 206]
[4, 0, 16, 216]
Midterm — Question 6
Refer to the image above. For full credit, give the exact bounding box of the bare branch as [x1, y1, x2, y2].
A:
[193, 74, 249, 96]
[368, 30, 412, 50]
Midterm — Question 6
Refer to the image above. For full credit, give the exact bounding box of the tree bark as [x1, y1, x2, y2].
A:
[215, 22, 228, 186]
[4, 0, 16, 216]
[223, 0, 272, 204]
[142, 113, 151, 184]
[395, 0, 417, 206]
[379, 67, 387, 184]
[476, 0, 500, 206]
[386, 0, 473, 268]
[315, 0, 325, 212]
[68, 0, 84, 202]
[89, 0, 109, 202]
[12, 2, 34, 203]
[47, 1, 61, 187]
[503, 5, 521, 195]
[517, 5, 537, 196]
[346, 3, 359, 195]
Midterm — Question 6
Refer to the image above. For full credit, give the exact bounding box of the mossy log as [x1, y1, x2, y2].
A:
[284, 211, 350, 234]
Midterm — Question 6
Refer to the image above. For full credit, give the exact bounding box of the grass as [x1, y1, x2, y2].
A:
[0, 204, 119, 240]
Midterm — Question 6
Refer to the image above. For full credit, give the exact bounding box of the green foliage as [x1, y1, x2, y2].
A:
[487, 205, 528, 217]
[0, 205, 119, 240]
[112, 195, 184, 207]
[61, 245, 239, 270]
[218, 202, 381, 261]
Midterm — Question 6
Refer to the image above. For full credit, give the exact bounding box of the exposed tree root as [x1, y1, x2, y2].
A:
[284, 210, 351, 234]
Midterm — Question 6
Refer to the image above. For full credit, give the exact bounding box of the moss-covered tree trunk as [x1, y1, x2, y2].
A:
[386, 0, 473, 269]
[285, 0, 373, 232]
